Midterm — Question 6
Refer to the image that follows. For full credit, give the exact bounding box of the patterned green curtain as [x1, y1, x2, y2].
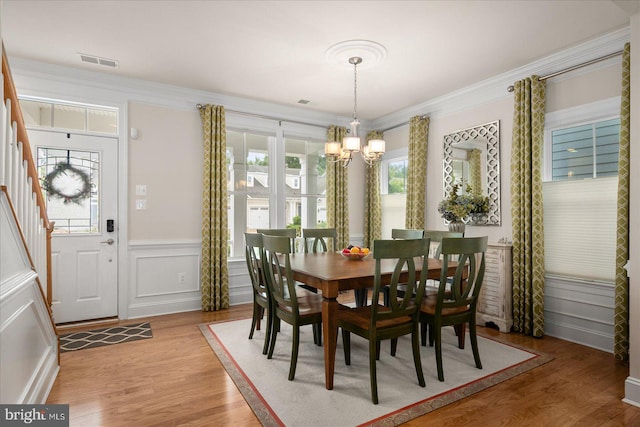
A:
[468, 149, 482, 196]
[614, 43, 631, 361]
[364, 130, 383, 248]
[199, 105, 229, 311]
[405, 116, 429, 228]
[511, 76, 546, 337]
[327, 125, 349, 249]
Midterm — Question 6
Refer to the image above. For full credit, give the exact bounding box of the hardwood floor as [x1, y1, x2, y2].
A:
[48, 303, 640, 426]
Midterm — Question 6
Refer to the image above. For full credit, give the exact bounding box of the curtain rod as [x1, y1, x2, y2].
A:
[381, 114, 429, 133]
[196, 104, 329, 129]
[507, 50, 624, 92]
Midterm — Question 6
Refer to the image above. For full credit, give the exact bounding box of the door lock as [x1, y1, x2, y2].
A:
[100, 238, 115, 245]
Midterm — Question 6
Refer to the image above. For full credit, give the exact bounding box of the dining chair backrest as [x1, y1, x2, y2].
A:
[371, 238, 431, 318]
[257, 228, 297, 253]
[302, 228, 337, 253]
[437, 236, 488, 312]
[391, 228, 424, 240]
[424, 230, 464, 259]
[261, 234, 299, 314]
[244, 232, 266, 299]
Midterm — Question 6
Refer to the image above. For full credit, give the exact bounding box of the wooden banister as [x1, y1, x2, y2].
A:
[2, 44, 54, 305]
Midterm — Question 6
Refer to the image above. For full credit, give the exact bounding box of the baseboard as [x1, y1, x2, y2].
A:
[624, 376, 640, 408]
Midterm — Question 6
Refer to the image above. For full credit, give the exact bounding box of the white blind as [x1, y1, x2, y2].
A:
[543, 176, 617, 282]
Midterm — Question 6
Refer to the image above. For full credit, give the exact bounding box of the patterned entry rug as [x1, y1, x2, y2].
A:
[60, 322, 153, 352]
[200, 319, 553, 427]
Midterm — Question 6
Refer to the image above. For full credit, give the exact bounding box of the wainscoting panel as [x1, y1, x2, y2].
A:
[544, 276, 614, 353]
[128, 241, 253, 318]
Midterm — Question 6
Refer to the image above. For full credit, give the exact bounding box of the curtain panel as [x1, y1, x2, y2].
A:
[364, 130, 383, 248]
[326, 125, 349, 249]
[510, 76, 546, 337]
[614, 42, 631, 361]
[199, 104, 229, 311]
[405, 116, 429, 229]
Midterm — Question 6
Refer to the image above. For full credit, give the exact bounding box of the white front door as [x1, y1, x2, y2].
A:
[29, 130, 118, 324]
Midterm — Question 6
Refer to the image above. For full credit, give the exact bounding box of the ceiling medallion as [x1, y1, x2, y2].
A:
[325, 40, 387, 70]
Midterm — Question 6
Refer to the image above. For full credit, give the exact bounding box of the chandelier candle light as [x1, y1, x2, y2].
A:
[325, 56, 385, 167]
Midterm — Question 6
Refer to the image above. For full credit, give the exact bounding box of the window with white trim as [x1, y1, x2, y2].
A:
[543, 98, 620, 282]
[226, 129, 327, 258]
[380, 154, 408, 238]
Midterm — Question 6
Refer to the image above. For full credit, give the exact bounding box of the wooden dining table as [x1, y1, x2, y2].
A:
[287, 251, 457, 390]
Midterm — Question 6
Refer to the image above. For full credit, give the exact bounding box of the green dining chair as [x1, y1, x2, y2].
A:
[391, 228, 424, 240]
[420, 236, 488, 382]
[257, 228, 298, 252]
[423, 230, 464, 259]
[382, 228, 426, 307]
[302, 228, 337, 253]
[244, 232, 272, 355]
[337, 237, 431, 404]
[261, 234, 324, 381]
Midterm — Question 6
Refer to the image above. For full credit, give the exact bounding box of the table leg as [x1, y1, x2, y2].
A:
[322, 296, 338, 390]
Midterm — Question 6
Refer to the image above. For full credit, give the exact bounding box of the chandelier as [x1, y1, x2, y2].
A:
[325, 56, 385, 167]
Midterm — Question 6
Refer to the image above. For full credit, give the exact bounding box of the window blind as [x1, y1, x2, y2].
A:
[543, 176, 617, 282]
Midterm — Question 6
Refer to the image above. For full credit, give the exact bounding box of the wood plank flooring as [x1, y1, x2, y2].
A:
[47, 303, 640, 426]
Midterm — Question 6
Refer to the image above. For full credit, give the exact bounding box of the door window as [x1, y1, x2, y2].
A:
[36, 147, 100, 234]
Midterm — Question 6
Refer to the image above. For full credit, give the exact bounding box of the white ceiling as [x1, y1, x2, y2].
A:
[1, 1, 635, 120]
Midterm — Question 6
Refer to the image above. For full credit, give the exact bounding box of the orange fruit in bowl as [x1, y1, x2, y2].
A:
[362, 248, 370, 255]
[351, 247, 361, 254]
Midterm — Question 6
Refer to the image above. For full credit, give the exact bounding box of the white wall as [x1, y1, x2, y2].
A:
[625, 10, 640, 407]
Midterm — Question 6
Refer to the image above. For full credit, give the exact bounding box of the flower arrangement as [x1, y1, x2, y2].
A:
[438, 183, 489, 223]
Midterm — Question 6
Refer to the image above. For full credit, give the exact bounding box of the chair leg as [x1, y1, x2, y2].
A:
[256, 306, 263, 331]
[434, 325, 444, 381]
[268, 317, 279, 359]
[369, 338, 379, 404]
[455, 323, 466, 349]
[412, 325, 426, 387]
[342, 329, 351, 365]
[390, 337, 398, 356]
[469, 318, 483, 370]
[249, 303, 259, 339]
[354, 289, 368, 307]
[312, 323, 322, 346]
[262, 308, 272, 355]
[375, 340, 381, 360]
[289, 326, 300, 381]
[420, 319, 427, 347]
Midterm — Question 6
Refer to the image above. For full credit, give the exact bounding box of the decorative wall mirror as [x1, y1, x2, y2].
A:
[443, 120, 500, 225]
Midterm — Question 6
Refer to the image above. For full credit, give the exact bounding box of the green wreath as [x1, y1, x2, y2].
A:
[42, 162, 93, 205]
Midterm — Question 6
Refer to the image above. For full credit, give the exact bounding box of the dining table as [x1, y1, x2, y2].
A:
[287, 251, 459, 390]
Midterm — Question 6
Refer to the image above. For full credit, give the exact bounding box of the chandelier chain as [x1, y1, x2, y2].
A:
[352, 58, 358, 122]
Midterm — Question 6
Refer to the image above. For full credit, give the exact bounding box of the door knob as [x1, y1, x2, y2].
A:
[100, 238, 115, 245]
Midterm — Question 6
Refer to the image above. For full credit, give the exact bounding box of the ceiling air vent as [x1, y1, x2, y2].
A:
[79, 53, 119, 68]
[297, 99, 311, 104]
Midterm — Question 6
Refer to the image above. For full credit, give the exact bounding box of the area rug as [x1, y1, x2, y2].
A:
[60, 322, 153, 352]
[200, 319, 552, 426]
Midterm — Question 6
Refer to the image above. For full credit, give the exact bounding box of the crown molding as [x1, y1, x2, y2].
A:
[9, 27, 629, 133]
[372, 26, 630, 131]
[9, 56, 351, 128]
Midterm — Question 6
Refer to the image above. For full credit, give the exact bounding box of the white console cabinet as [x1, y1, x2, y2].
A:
[477, 242, 513, 332]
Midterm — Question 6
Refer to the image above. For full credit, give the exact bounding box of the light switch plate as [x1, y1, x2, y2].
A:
[136, 185, 147, 196]
[135, 199, 147, 210]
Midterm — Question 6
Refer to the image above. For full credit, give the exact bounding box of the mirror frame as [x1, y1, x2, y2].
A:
[443, 120, 500, 225]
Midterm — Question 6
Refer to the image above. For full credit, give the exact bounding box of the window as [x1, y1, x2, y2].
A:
[226, 128, 328, 258]
[227, 131, 273, 257]
[380, 155, 408, 238]
[284, 136, 328, 235]
[383, 158, 408, 194]
[549, 118, 619, 181]
[19, 98, 118, 135]
[543, 98, 620, 282]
